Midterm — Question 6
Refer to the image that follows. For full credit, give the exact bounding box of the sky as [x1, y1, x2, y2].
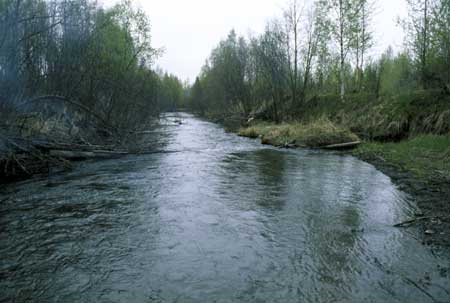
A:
[103, 0, 409, 82]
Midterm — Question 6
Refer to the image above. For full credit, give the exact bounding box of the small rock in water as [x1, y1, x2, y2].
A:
[425, 229, 435, 235]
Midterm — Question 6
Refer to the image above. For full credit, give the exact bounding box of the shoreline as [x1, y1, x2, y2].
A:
[354, 141, 450, 248]
[358, 155, 450, 247]
[238, 122, 450, 248]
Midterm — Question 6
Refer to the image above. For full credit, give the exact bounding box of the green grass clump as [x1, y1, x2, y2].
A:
[239, 126, 263, 139]
[354, 133, 450, 180]
[291, 118, 360, 147]
[239, 117, 359, 148]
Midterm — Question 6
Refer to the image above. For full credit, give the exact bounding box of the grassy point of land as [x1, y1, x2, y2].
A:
[239, 117, 360, 148]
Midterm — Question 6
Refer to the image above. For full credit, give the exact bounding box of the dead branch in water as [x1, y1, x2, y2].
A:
[321, 141, 361, 149]
[394, 216, 450, 227]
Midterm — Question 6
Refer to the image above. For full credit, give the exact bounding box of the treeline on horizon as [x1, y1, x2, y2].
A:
[1, 0, 449, 139]
[187, 0, 450, 125]
[0, 0, 185, 137]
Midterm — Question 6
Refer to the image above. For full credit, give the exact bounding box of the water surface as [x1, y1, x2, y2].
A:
[1, 113, 449, 302]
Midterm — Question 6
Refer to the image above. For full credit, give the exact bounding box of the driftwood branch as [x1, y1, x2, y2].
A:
[11, 153, 30, 175]
[49, 149, 128, 160]
[322, 141, 361, 150]
[394, 216, 450, 228]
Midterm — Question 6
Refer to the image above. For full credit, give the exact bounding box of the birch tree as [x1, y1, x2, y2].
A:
[353, 0, 374, 91]
[325, 0, 363, 100]
[283, 0, 303, 108]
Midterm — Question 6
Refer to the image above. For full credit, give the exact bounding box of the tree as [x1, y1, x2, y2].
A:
[283, 0, 302, 108]
[0, 0, 164, 135]
[324, 0, 364, 100]
[158, 72, 185, 112]
[300, 5, 322, 103]
[252, 21, 289, 122]
[353, 0, 375, 91]
[314, 0, 333, 93]
[404, 0, 433, 88]
[430, 0, 450, 86]
[204, 30, 253, 114]
[189, 77, 205, 113]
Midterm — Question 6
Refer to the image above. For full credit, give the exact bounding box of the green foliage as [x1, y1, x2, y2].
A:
[402, 0, 450, 88]
[379, 50, 416, 95]
[187, 0, 449, 148]
[158, 73, 185, 111]
[188, 77, 206, 113]
[301, 90, 450, 141]
[0, 0, 181, 134]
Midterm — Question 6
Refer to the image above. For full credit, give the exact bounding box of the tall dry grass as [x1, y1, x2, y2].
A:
[239, 117, 359, 148]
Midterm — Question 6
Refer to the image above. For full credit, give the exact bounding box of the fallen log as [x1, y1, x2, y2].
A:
[393, 215, 450, 228]
[33, 141, 116, 152]
[321, 141, 361, 150]
[0, 152, 70, 182]
[49, 149, 128, 160]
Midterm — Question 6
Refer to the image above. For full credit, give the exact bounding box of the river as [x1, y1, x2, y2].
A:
[1, 113, 449, 302]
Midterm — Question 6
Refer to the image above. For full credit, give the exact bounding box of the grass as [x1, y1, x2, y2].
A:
[299, 90, 450, 141]
[353, 134, 450, 181]
[239, 117, 360, 148]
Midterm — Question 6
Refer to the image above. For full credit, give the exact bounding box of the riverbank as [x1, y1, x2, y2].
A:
[297, 90, 450, 141]
[354, 135, 450, 247]
[0, 128, 161, 184]
[0, 112, 180, 184]
[0, 137, 125, 183]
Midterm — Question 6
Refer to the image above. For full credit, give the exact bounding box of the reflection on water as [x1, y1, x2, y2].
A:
[1, 113, 449, 303]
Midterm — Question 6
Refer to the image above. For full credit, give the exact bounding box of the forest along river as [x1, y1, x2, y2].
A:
[1, 113, 449, 303]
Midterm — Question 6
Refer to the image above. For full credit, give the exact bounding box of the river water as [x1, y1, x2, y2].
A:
[1, 113, 449, 303]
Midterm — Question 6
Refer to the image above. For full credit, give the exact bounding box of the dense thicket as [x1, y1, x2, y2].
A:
[188, 0, 450, 124]
[0, 0, 184, 136]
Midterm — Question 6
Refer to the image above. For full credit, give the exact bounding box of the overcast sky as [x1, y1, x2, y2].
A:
[104, 0, 408, 82]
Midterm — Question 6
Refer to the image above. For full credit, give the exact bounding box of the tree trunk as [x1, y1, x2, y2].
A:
[421, 0, 429, 88]
[293, 20, 298, 109]
[339, 0, 345, 102]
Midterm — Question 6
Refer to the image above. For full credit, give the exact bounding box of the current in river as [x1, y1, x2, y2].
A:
[1, 113, 449, 302]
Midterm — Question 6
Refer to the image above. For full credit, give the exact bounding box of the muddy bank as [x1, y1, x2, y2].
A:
[352, 135, 450, 247]
[355, 153, 450, 248]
